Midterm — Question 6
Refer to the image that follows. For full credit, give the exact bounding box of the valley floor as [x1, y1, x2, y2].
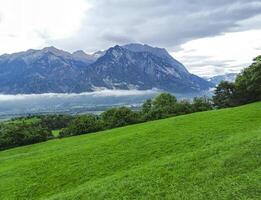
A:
[0, 102, 261, 200]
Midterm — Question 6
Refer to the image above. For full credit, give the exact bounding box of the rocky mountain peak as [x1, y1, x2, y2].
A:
[0, 43, 213, 94]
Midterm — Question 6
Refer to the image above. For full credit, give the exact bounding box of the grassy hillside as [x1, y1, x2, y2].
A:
[0, 102, 260, 200]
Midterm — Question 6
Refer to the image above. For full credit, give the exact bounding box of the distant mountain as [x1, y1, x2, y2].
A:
[0, 47, 96, 94]
[0, 43, 213, 94]
[207, 73, 238, 85]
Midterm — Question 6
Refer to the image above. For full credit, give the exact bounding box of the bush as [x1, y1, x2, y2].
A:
[59, 115, 103, 137]
[101, 107, 140, 129]
[235, 56, 261, 104]
[39, 114, 74, 131]
[213, 55, 261, 108]
[213, 81, 236, 108]
[192, 96, 213, 112]
[142, 93, 178, 120]
[0, 123, 51, 150]
[173, 100, 193, 115]
[153, 93, 177, 114]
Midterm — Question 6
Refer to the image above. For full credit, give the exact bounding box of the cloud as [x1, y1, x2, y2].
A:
[0, 0, 89, 53]
[0, 89, 159, 101]
[1, 0, 261, 76]
[50, 0, 261, 52]
[173, 30, 261, 77]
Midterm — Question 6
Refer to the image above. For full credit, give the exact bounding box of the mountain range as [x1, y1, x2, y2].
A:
[206, 73, 238, 85]
[0, 43, 213, 94]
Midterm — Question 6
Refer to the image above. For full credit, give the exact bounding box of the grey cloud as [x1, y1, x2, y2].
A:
[102, 32, 135, 44]
[50, 0, 261, 53]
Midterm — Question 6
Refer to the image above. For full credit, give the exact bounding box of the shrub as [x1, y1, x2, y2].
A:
[59, 115, 103, 137]
[213, 55, 261, 108]
[235, 55, 261, 104]
[192, 96, 213, 112]
[0, 123, 51, 150]
[173, 100, 193, 115]
[101, 107, 140, 129]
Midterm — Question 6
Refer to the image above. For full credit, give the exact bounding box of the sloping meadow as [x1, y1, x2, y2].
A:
[0, 102, 260, 199]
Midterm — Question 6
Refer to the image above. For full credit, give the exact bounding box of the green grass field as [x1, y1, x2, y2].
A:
[51, 129, 61, 137]
[0, 102, 260, 200]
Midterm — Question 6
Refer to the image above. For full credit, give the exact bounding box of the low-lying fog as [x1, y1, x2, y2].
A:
[0, 89, 160, 120]
[0, 89, 210, 120]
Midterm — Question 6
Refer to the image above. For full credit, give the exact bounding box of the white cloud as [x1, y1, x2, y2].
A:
[0, 89, 159, 101]
[0, 0, 89, 54]
[173, 29, 261, 77]
[0, 0, 261, 77]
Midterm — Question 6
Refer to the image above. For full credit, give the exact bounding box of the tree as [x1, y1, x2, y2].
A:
[173, 100, 193, 115]
[141, 93, 178, 120]
[101, 107, 139, 129]
[235, 55, 261, 104]
[39, 114, 74, 131]
[192, 96, 213, 111]
[213, 81, 236, 108]
[152, 93, 177, 114]
[59, 115, 103, 137]
[142, 99, 152, 114]
[0, 123, 51, 150]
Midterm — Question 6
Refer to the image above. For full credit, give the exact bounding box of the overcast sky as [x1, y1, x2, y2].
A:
[0, 0, 261, 77]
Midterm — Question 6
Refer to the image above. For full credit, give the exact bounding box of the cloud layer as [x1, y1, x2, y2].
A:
[0, 89, 159, 101]
[52, 0, 261, 52]
[1, 0, 261, 76]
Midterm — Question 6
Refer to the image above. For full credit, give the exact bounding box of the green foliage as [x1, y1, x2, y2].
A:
[8, 116, 41, 125]
[0, 102, 260, 199]
[235, 55, 261, 104]
[214, 55, 261, 108]
[173, 100, 193, 115]
[142, 93, 212, 121]
[59, 115, 103, 137]
[142, 99, 152, 114]
[0, 123, 51, 150]
[213, 81, 236, 108]
[152, 93, 177, 114]
[39, 114, 74, 131]
[101, 107, 140, 129]
[192, 96, 213, 111]
[142, 93, 178, 120]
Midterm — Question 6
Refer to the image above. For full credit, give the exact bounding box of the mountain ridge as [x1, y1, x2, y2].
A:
[0, 44, 213, 94]
[206, 73, 238, 85]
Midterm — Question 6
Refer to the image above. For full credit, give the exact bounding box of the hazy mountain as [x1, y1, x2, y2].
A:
[0, 44, 213, 94]
[207, 73, 238, 85]
[87, 45, 212, 93]
[0, 47, 95, 94]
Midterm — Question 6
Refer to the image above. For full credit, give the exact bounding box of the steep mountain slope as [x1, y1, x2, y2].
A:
[0, 44, 212, 94]
[0, 47, 95, 94]
[123, 43, 188, 73]
[87, 45, 212, 92]
[0, 102, 260, 199]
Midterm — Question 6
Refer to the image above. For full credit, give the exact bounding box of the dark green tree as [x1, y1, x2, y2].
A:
[235, 55, 261, 104]
[173, 100, 193, 115]
[60, 115, 102, 137]
[192, 96, 213, 111]
[152, 93, 177, 114]
[213, 81, 236, 108]
[142, 99, 152, 114]
[0, 123, 51, 150]
[101, 107, 139, 129]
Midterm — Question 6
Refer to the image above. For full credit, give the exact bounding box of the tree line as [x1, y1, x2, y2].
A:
[213, 55, 261, 108]
[0, 55, 260, 150]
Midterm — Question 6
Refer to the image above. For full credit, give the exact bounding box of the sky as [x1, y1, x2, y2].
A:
[0, 0, 261, 77]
